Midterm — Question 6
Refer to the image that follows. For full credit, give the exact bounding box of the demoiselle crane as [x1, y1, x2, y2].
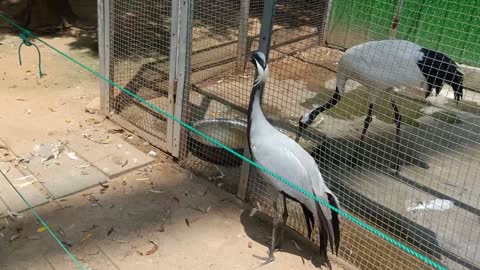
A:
[248, 51, 340, 267]
[295, 39, 464, 173]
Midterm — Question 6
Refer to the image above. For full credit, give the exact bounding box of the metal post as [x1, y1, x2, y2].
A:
[258, 0, 276, 60]
[321, 0, 333, 44]
[171, 0, 194, 158]
[237, 0, 276, 200]
[236, 0, 251, 73]
[390, 0, 404, 39]
[97, 0, 111, 115]
[167, 0, 181, 154]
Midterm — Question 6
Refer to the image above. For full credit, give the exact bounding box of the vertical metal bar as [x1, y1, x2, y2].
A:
[258, 0, 276, 60]
[390, 0, 404, 39]
[97, 0, 111, 115]
[236, 0, 251, 73]
[321, 0, 333, 44]
[237, 0, 276, 200]
[171, 0, 193, 158]
[167, 0, 181, 154]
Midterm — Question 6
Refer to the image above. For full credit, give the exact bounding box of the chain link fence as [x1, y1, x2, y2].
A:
[103, 0, 480, 269]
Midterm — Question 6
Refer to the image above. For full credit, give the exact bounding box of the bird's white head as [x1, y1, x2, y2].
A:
[251, 51, 269, 86]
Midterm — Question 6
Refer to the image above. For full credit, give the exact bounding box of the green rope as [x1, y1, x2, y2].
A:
[17, 30, 43, 78]
[0, 168, 85, 270]
[0, 13, 447, 270]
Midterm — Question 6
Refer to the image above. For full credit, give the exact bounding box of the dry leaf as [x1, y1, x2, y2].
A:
[145, 241, 159, 255]
[81, 232, 93, 242]
[37, 226, 47, 233]
[107, 128, 124, 134]
[147, 189, 166, 194]
[121, 159, 128, 168]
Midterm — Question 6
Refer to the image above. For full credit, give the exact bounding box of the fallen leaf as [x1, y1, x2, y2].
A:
[107, 128, 124, 134]
[185, 218, 190, 227]
[121, 159, 128, 168]
[37, 226, 48, 233]
[145, 241, 159, 255]
[81, 232, 93, 242]
[111, 238, 128, 243]
[147, 189, 166, 194]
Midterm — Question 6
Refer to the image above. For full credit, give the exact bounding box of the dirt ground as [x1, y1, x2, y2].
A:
[0, 30, 354, 270]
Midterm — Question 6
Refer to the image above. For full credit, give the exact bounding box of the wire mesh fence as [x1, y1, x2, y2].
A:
[108, 0, 172, 150]
[103, 0, 480, 269]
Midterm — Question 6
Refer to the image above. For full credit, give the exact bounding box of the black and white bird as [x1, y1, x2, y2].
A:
[295, 39, 464, 172]
[248, 51, 341, 267]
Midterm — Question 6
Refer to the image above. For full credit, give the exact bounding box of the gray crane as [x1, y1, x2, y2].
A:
[247, 51, 341, 268]
[295, 39, 464, 173]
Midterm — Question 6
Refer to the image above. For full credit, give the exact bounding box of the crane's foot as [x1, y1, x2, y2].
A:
[252, 250, 276, 267]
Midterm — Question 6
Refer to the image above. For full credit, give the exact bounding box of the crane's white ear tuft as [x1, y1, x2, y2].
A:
[254, 61, 269, 86]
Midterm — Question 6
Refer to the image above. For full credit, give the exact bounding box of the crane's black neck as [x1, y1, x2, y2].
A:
[246, 81, 265, 155]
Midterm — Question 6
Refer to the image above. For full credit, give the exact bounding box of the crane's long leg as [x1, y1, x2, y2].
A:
[353, 103, 374, 165]
[253, 192, 282, 265]
[361, 103, 375, 141]
[391, 100, 402, 173]
[276, 193, 289, 250]
[268, 193, 281, 261]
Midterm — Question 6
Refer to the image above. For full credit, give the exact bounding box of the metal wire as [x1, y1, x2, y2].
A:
[99, 0, 480, 269]
[109, 0, 172, 149]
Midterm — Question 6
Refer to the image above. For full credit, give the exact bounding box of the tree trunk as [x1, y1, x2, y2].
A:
[15, 0, 79, 32]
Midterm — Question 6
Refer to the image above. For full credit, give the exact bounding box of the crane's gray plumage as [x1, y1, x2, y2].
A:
[295, 39, 464, 172]
[248, 51, 340, 267]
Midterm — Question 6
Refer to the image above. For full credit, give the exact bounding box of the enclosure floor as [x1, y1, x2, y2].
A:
[0, 157, 353, 270]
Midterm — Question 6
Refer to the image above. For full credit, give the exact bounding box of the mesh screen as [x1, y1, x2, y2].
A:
[108, 0, 172, 149]
[105, 0, 480, 269]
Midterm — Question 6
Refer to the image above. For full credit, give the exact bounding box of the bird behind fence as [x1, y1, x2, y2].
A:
[247, 51, 341, 269]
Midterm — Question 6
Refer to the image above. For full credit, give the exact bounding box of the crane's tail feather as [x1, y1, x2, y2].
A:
[301, 204, 315, 240]
[315, 192, 341, 265]
[316, 200, 334, 265]
[327, 193, 341, 255]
